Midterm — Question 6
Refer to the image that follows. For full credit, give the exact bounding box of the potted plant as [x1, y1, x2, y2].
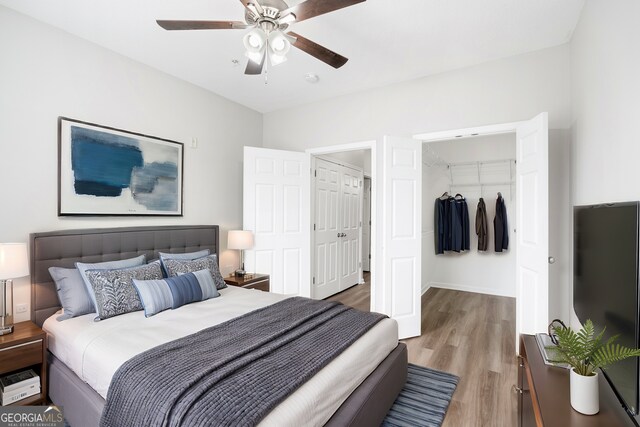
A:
[549, 319, 640, 415]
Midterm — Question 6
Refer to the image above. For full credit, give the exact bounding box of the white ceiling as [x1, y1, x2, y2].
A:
[0, 0, 585, 113]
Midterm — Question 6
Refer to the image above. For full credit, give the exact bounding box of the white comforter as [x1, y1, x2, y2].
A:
[43, 286, 398, 427]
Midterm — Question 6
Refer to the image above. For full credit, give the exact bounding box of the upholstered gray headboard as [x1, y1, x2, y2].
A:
[30, 225, 219, 327]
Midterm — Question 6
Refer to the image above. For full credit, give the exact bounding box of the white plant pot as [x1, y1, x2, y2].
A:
[570, 368, 599, 415]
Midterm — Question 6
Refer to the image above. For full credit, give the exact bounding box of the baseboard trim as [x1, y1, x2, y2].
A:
[424, 281, 515, 298]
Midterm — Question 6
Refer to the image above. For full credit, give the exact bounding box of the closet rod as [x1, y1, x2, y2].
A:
[447, 159, 515, 168]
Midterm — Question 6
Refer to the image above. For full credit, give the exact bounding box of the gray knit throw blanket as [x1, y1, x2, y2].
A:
[101, 297, 386, 427]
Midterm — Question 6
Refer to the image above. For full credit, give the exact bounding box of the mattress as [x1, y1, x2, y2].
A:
[43, 286, 398, 427]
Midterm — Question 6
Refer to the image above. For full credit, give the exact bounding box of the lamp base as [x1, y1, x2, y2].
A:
[235, 269, 246, 278]
[0, 325, 14, 336]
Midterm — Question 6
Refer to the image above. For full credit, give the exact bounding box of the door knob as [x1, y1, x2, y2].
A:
[337, 233, 341, 238]
[548, 256, 556, 264]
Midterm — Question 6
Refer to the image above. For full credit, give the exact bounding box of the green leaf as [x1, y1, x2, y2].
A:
[551, 319, 640, 374]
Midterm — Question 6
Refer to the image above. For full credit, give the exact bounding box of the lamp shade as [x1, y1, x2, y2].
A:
[0, 243, 29, 280]
[227, 231, 254, 250]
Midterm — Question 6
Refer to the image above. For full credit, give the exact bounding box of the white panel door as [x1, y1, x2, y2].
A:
[339, 168, 363, 291]
[313, 158, 341, 299]
[362, 178, 372, 271]
[378, 136, 422, 339]
[243, 147, 311, 297]
[516, 113, 549, 339]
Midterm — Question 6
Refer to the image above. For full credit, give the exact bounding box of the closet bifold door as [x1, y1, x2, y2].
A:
[313, 158, 363, 299]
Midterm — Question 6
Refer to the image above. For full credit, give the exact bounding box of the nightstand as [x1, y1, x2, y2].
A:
[0, 321, 47, 406]
[224, 274, 270, 292]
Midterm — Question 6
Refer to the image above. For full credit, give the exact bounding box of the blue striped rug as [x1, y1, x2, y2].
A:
[383, 364, 459, 427]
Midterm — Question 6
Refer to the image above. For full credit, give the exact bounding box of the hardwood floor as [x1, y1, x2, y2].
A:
[329, 277, 517, 427]
[326, 272, 370, 312]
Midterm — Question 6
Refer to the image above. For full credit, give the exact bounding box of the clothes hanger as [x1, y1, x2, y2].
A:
[439, 192, 449, 199]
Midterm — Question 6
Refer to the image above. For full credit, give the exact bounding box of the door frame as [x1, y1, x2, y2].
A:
[307, 140, 377, 311]
[362, 176, 372, 273]
[413, 117, 548, 350]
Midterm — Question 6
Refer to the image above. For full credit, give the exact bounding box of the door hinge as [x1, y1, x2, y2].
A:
[314, 223, 317, 231]
[369, 220, 371, 225]
[312, 277, 315, 284]
[368, 254, 371, 259]
[360, 180, 363, 187]
[314, 170, 317, 177]
[360, 221, 362, 227]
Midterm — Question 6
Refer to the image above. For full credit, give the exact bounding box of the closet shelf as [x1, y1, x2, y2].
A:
[450, 182, 514, 187]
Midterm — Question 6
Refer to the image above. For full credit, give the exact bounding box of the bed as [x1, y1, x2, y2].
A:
[30, 225, 407, 427]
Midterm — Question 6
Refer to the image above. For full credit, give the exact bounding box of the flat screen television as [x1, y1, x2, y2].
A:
[574, 201, 639, 421]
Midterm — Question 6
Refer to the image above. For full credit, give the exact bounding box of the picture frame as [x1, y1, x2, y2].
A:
[58, 117, 184, 216]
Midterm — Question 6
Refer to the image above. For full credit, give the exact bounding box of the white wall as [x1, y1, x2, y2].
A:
[569, 0, 640, 325]
[263, 44, 571, 149]
[422, 134, 517, 297]
[0, 6, 263, 322]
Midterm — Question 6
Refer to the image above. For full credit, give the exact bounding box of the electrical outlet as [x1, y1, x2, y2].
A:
[16, 303, 27, 314]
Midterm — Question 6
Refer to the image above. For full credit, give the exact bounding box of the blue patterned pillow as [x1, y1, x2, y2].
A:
[163, 255, 226, 290]
[133, 269, 220, 317]
[76, 255, 146, 311]
[158, 249, 210, 276]
[86, 261, 162, 321]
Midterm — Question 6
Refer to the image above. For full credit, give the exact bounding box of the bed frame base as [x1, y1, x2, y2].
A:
[49, 343, 407, 427]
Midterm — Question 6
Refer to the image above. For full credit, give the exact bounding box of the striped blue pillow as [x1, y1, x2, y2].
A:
[133, 269, 219, 317]
[166, 274, 203, 308]
[132, 279, 173, 317]
[191, 269, 219, 300]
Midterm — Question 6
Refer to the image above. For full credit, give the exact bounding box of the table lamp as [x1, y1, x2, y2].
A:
[227, 230, 254, 277]
[0, 243, 29, 335]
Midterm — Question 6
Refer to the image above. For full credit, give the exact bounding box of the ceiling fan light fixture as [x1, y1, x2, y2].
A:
[243, 28, 266, 52]
[245, 49, 265, 64]
[268, 31, 291, 55]
[268, 51, 287, 66]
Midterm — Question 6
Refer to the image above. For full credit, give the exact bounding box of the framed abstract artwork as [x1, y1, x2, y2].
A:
[58, 117, 184, 216]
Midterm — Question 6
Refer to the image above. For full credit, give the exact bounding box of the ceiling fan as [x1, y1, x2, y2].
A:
[156, 0, 365, 75]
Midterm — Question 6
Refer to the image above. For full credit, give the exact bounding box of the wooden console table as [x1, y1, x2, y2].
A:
[518, 334, 635, 426]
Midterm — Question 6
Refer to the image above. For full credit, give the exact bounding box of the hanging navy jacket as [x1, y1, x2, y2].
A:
[450, 195, 470, 252]
[494, 194, 509, 252]
[434, 196, 451, 254]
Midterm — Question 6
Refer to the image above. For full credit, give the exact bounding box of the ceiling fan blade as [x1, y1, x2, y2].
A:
[239, 0, 263, 14]
[245, 54, 266, 75]
[156, 20, 250, 30]
[282, 0, 366, 23]
[288, 32, 348, 69]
